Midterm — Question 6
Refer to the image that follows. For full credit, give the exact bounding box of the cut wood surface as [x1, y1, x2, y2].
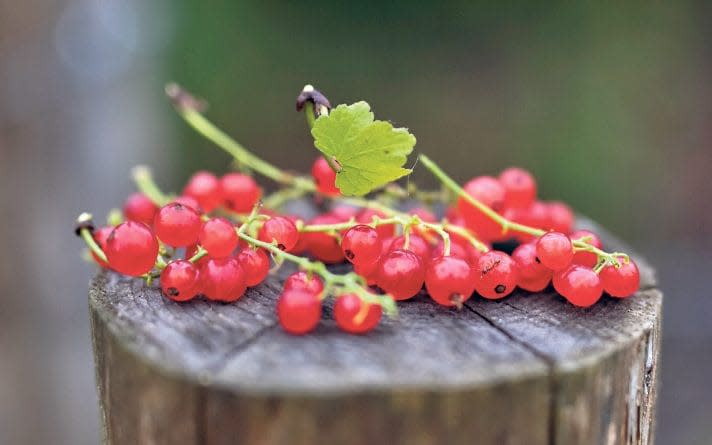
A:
[89, 219, 661, 445]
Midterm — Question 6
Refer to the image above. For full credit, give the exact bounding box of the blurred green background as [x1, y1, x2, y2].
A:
[1, 1, 710, 444]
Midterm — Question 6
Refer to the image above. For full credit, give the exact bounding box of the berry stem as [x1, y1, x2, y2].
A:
[418, 154, 627, 266]
[78, 226, 108, 264]
[131, 166, 171, 206]
[172, 98, 316, 191]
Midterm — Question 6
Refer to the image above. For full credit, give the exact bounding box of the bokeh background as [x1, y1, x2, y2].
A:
[1, 1, 710, 443]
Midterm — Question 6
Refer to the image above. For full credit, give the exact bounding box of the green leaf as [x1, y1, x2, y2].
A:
[311, 101, 416, 196]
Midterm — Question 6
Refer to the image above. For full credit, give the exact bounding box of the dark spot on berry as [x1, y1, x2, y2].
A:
[277, 243, 286, 251]
[345, 250, 354, 260]
[172, 203, 185, 211]
[495, 284, 506, 294]
[482, 259, 501, 275]
[167, 287, 180, 297]
[535, 256, 541, 264]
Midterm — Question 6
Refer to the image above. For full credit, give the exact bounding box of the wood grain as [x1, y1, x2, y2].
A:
[89, 220, 661, 445]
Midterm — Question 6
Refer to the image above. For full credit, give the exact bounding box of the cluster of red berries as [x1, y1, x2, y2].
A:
[82, 160, 640, 337]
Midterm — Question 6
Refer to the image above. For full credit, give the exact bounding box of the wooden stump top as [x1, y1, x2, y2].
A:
[89, 220, 661, 444]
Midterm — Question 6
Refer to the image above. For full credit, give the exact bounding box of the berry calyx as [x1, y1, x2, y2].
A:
[160, 260, 200, 302]
[199, 257, 247, 302]
[220, 173, 262, 213]
[474, 250, 519, 299]
[283, 271, 324, 297]
[376, 249, 425, 301]
[536, 231, 574, 271]
[105, 221, 159, 276]
[154, 203, 202, 247]
[425, 256, 474, 307]
[277, 289, 322, 335]
[123, 193, 158, 226]
[199, 217, 238, 258]
[600, 259, 640, 298]
[553, 265, 603, 307]
[258, 216, 299, 251]
[236, 248, 270, 287]
[341, 225, 382, 266]
[311, 156, 340, 196]
[334, 293, 382, 334]
[498, 167, 537, 209]
[183, 171, 222, 213]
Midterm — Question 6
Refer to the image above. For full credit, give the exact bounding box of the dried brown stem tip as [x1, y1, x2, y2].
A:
[165, 82, 208, 113]
[296, 85, 331, 116]
[75, 212, 95, 236]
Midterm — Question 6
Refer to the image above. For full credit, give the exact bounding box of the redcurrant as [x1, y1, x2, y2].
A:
[303, 214, 345, 263]
[376, 249, 425, 301]
[105, 221, 159, 276]
[570, 230, 602, 268]
[277, 289, 322, 335]
[553, 265, 603, 307]
[474, 250, 519, 299]
[498, 167, 537, 209]
[283, 271, 324, 297]
[258, 216, 299, 251]
[456, 176, 506, 241]
[123, 193, 158, 226]
[236, 248, 270, 287]
[425, 256, 474, 307]
[154, 203, 202, 247]
[311, 157, 340, 196]
[600, 259, 640, 298]
[220, 173, 261, 213]
[341, 225, 382, 266]
[160, 260, 200, 302]
[536, 231, 574, 271]
[334, 293, 382, 334]
[183, 171, 222, 213]
[512, 242, 551, 280]
[200, 257, 247, 302]
[199, 217, 238, 258]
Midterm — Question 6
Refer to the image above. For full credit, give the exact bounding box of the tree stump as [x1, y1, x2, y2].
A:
[89, 220, 661, 445]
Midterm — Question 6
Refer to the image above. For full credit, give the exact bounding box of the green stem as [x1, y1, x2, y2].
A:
[305, 102, 316, 130]
[418, 153, 627, 265]
[80, 227, 108, 263]
[131, 166, 171, 206]
[178, 108, 316, 191]
[236, 230, 397, 316]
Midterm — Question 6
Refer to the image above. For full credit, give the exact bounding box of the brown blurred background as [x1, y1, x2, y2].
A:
[1, 1, 710, 443]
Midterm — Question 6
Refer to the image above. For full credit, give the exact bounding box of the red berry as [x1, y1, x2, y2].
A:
[545, 201, 575, 234]
[236, 248, 270, 287]
[160, 260, 200, 302]
[474, 250, 519, 299]
[504, 201, 549, 242]
[536, 231, 574, 271]
[199, 217, 238, 258]
[570, 230, 602, 268]
[303, 214, 345, 263]
[105, 221, 159, 276]
[499, 167, 537, 209]
[457, 176, 506, 241]
[199, 257, 247, 302]
[183, 171, 222, 213]
[600, 259, 640, 298]
[334, 293, 382, 334]
[353, 260, 379, 286]
[283, 271, 324, 296]
[311, 157, 340, 196]
[258, 216, 299, 252]
[220, 173, 261, 213]
[123, 193, 158, 226]
[425, 256, 474, 307]
[386, 234, 430, 261]
[356, 208, 395, 238]
[518, 273, 551, 292]
[376, 249, 425, 301]
[277, 289, 322, 335]
[341, 225, 382, 266]
[512, 242, 552, 281]
[91, 226, 113, 268]
[553, 265, 603, 307]
[154, 203, 202, 247]
[330, 205, 359, 221]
